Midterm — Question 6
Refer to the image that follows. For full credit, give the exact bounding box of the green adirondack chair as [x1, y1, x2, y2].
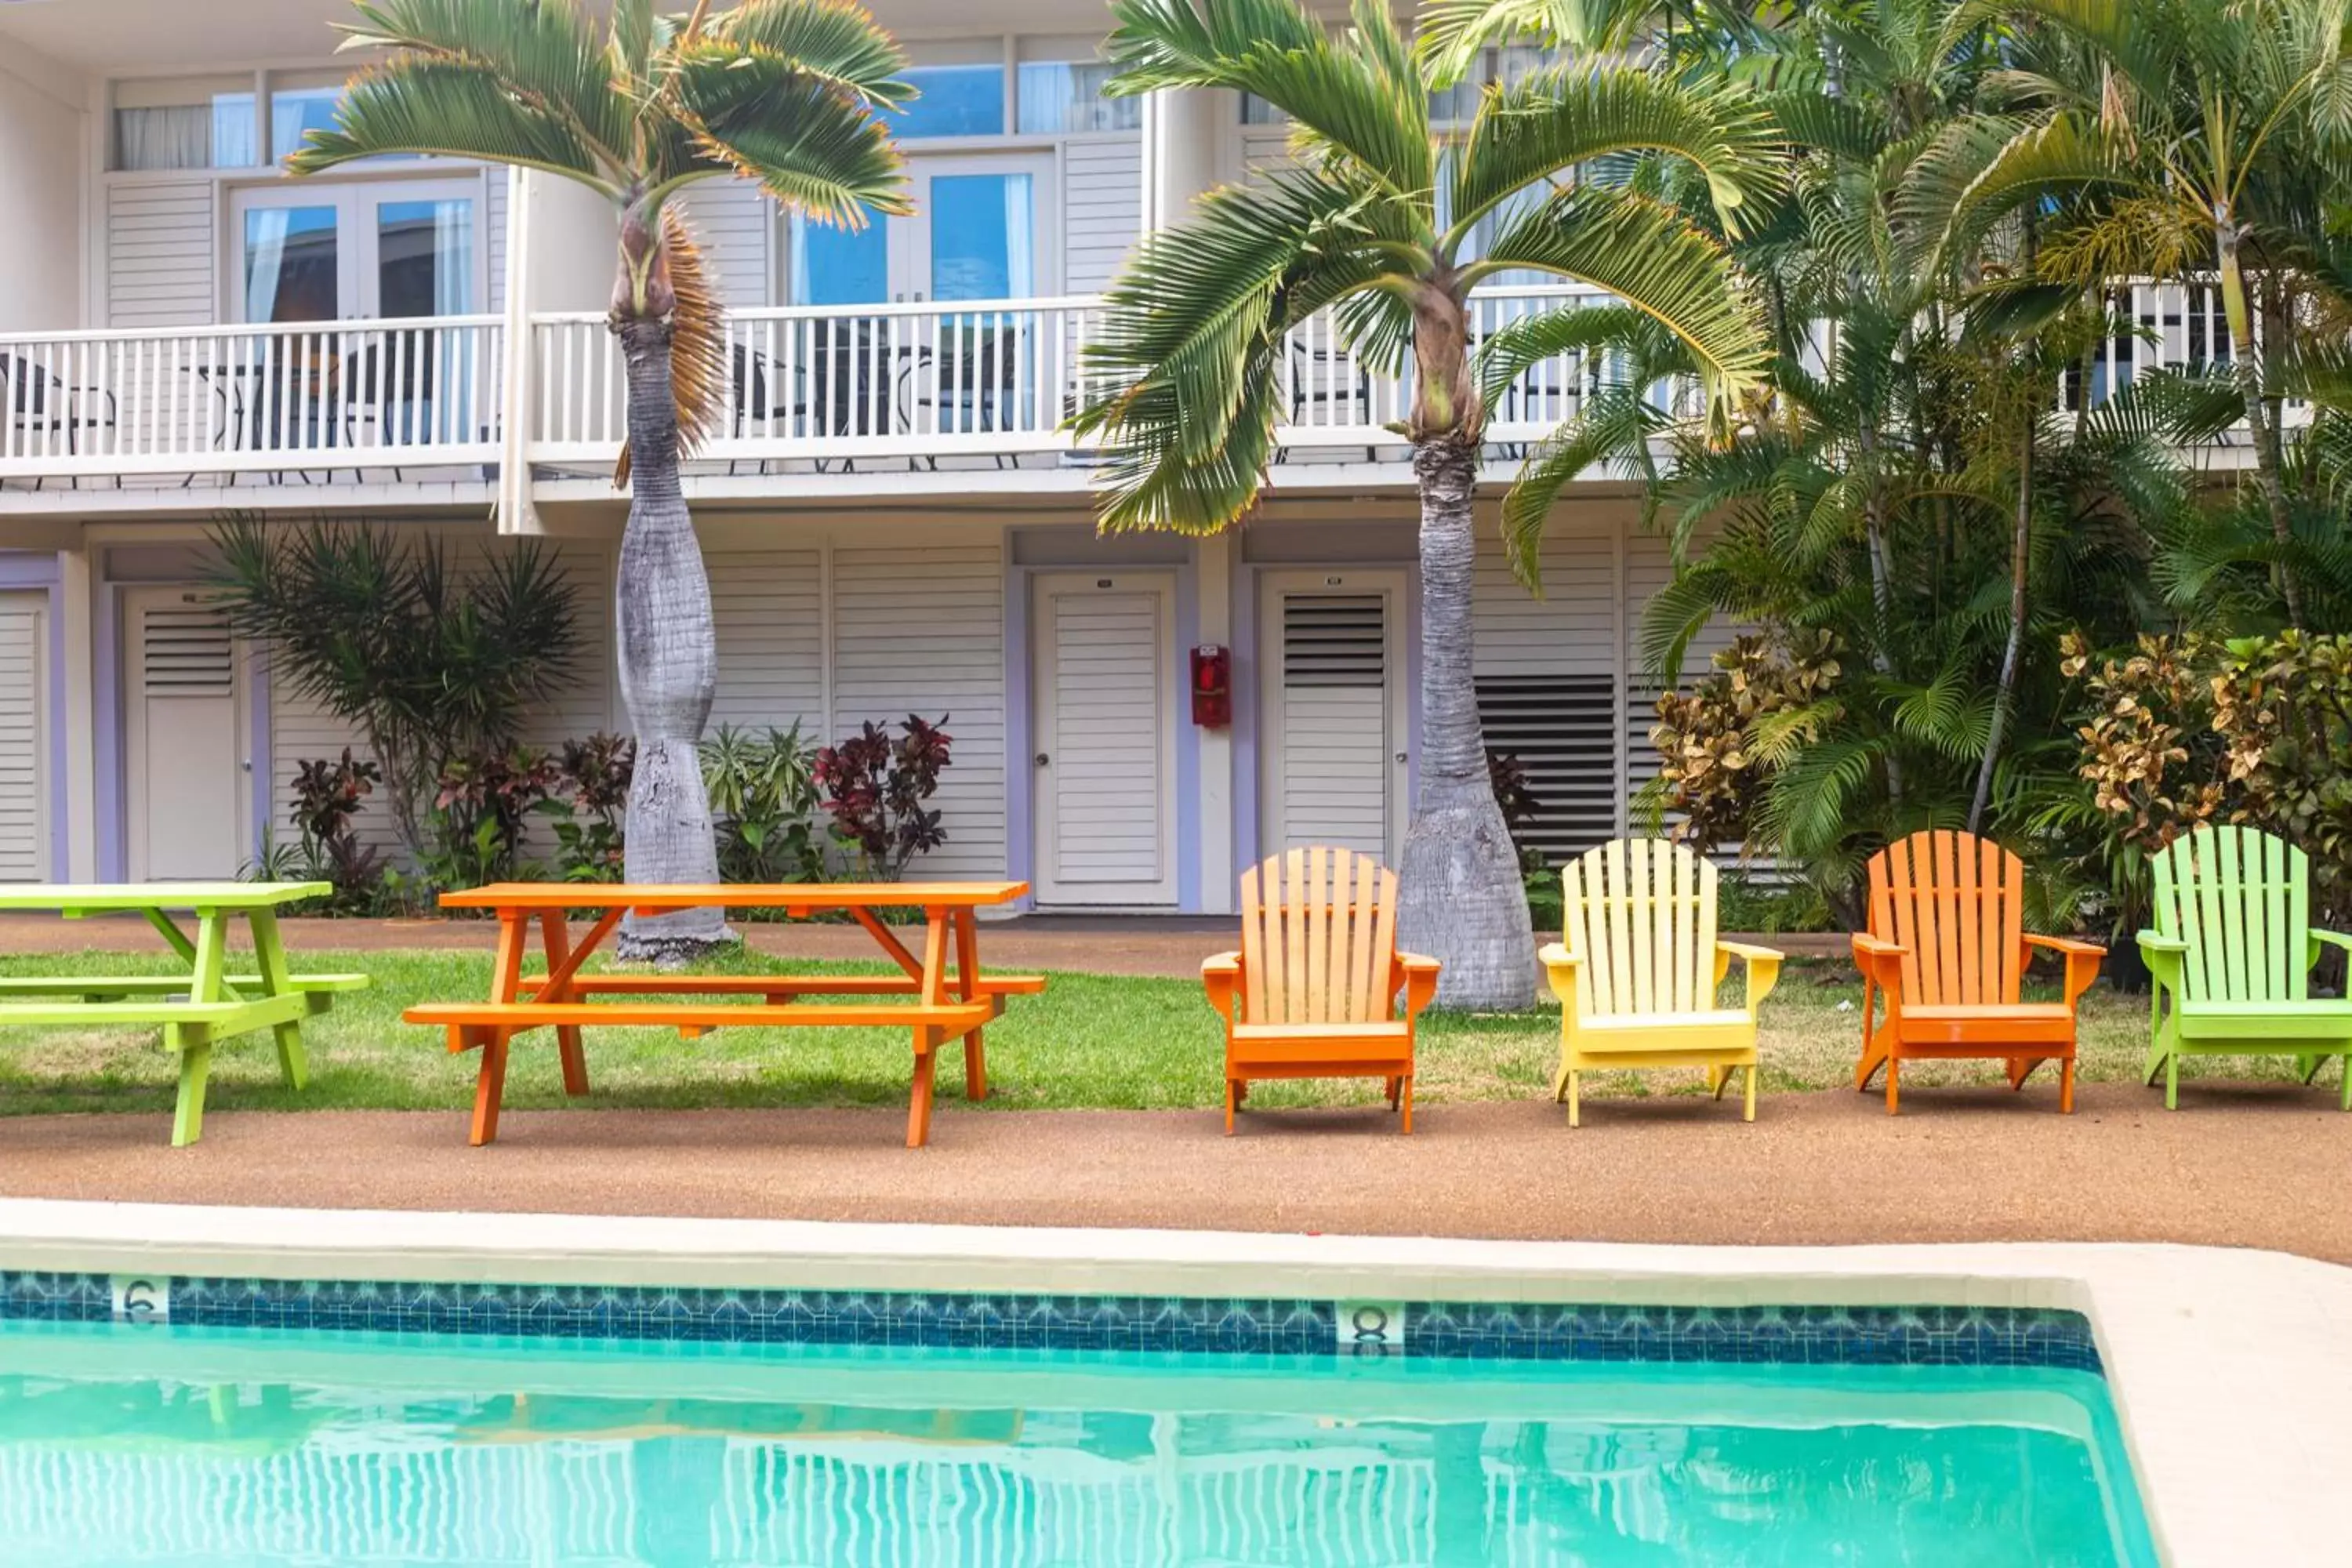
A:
[2140, 825, 2352, 1109]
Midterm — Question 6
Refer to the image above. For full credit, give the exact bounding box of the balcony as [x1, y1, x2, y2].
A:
[0, 281, 2271, 504]
[0, 317, 506, 495]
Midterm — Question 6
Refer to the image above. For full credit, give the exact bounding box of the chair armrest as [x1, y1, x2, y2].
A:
[2136, 931, 2189, 953]
[2310, 929, 2352, 967]
[2026, 934, 2105, 1007]
[1395, 953, 1442, 1021]
[1719, 940, 1784, 1013]
[1538, 942, 1581, 1012]
[1201, 952, 1242, 1023]
[2024, 934, 2107, 957]
[1850, 931, 1907, 985]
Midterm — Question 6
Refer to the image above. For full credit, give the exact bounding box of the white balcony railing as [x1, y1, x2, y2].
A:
[0, 315, 504, 483]
[528, 285, 1624, 473]
[0, 281, 2278, 494]
[531, 296, 1109, 467]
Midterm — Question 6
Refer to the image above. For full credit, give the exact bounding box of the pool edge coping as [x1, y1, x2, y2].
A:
[0, 1199, 2345, 1567]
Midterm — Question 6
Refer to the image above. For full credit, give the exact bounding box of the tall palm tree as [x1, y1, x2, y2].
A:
[1076, 0, 1775, 1008]
[291, 0, 909, 956]
[1951, 0, 2352, 629]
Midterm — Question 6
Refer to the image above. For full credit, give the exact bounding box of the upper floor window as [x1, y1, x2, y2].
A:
[114, 76, 256, 172]
[895, 43, 1008, 139]
[1017, 38, 1139, 133]
[270, 71, 348, 164]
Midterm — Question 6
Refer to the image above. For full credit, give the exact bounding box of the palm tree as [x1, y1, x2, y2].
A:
[1951, 0, 2352, 629]
[290, 0, 909, 956]
[1076, 0, 1776, 1008]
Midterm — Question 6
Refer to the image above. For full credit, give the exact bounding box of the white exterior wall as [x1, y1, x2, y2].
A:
[1062, 136, 1143, 292]
[0, 57, 87, 331]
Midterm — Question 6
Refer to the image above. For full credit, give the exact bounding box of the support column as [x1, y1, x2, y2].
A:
[1142, 87, 1229, 234]
[58, 545, 96, 880]
[1196, 534, 1235, 913]
[498, 169, 620, 535]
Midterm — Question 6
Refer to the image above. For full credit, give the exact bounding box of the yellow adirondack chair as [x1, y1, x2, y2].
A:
[1202, 848, 1441, 1135]
[1541, 839, 1784, 1126]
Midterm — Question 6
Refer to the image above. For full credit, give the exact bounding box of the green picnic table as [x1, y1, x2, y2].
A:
[0, 882, 367, 1145]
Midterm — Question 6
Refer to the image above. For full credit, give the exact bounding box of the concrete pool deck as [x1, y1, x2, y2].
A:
[0, 1197, 2341, 1566]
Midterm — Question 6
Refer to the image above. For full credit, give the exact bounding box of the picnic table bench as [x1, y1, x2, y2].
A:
[402, 881, 1042, 1147]
[0, 882, 366, 1145]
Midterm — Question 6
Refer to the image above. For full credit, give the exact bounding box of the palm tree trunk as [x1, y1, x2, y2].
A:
[2218, 230, 2305, 628]
[1853, 414, 1906, 810]
[613, 311, 730, 960]
[1971, 408, 2032, 832]
[1396, 438, 1537, 1010]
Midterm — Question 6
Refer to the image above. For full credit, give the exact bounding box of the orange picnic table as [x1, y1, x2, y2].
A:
[402, 882, 1041, 1148]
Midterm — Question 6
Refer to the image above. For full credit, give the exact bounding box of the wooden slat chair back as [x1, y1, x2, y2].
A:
[1867, 829, 2028, 1009]
[1559, 838, 1718, 1022]
[1203, 848, 1439, 1135]
[1852, 829, 2103, 1115]
[2149, 825, 2310, 1006]
[2140, 824, 2352, 1109]
[1542, 838, 1783, 1126]
[1236, 848, 1399, 1027]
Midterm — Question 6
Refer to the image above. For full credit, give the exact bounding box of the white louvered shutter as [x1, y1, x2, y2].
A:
[0, 598, 45, 880]
[132, 597, 241, 880]
[1037, 583, 1169, 899]
[1273, 593, 1390, 856]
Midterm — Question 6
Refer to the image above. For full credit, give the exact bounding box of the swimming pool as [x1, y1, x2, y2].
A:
[0, 1310, 2154, 1566]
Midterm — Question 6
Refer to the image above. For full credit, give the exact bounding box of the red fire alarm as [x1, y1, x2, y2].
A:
[1190, 644, 1231, 728]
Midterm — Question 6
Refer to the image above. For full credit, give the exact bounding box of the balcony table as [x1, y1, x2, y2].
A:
[401, 882, 1044, 1149]
[0, 881, 365, 1145]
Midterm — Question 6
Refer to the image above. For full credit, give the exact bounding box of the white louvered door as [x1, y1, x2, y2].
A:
[126, 588, 246, 880]
[1259, 571, 1409, 863]
[1031, 572, 1178, 906]
[0, 594, 48, 881]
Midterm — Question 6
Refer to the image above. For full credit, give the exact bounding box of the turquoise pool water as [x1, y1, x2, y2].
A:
[0, 1319, 2155, 1566]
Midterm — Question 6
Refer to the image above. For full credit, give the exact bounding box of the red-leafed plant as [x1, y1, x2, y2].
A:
[815, 714, 953, 880]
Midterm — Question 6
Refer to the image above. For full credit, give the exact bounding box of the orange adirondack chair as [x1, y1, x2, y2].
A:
[1202, 848, 1441, 1134]
[1853, 829, 2105, 1113]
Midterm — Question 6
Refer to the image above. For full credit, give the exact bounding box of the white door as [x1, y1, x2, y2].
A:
[1031, 572, 1178, 907]
[125, 587, 247, 881]
[1259, 570, 1410, 863]
[0, 593, 48, 881]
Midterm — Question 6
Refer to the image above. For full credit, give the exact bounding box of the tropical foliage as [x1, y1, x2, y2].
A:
[290, 0, 910, 956]
[1468, 0, 2352, 942]
[1078, 0, 1778, 1005]
[208, 514, 582, 861]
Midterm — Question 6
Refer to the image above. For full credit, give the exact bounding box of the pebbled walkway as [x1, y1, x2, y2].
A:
[0, 1085, 2343, 1262]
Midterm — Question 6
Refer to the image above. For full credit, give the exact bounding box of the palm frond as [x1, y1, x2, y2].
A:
[1102, 0, 1432, 198]
[1449, 66, 1785, 245]
[708, 0, 915, 110]
[1415, 0, 1657, 87]
[1499, 387, 1667, 590]
[333, 0, 633, 172]
[669, 43, 910, 223]
[1074, 170, 1395, 532]
[1475, 184, 1770, 437]
[287, 55, 615, 189]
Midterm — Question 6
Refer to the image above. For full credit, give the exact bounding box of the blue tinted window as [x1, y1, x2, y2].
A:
[792, 215, 888, 306]
[272, 87, 343, 162]
[929, 173, 1034, 300]
[894, 64, 1006, 139]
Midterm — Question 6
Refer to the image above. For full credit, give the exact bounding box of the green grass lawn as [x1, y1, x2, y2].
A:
[0, 947, 2320, 1121]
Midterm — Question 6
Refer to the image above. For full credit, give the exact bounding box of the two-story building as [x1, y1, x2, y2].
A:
[0, 1, 2220, 908]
